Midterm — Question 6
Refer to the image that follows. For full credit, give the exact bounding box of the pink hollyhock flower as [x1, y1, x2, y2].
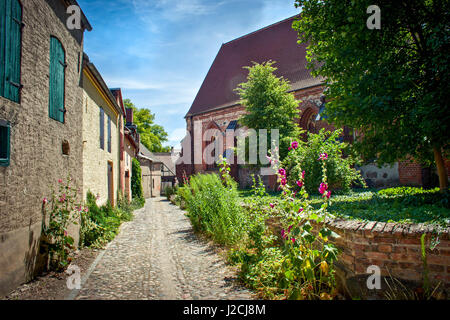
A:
[296, 180, 303, 188]
[281, 229, 287, 239]
[319, 182, 328, 195]
[318, 153, 328, 161]
[291, 237, 296, 244]
[280, 178, 287, 186]
[326, 191, 332, 199]
[269, 203, 275, 209]
[302, 171, 305, 179]
[291, 141, 298, 149]
[58, 179, 63, 183]
[43, 198, 48, 205]
[278, 168, 286, 177]
[288, 225, 293, 233]
[288, 146, 292, 151]
[298, 207, 304, 213]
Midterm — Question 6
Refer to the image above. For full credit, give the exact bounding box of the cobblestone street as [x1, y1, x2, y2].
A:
[70, 197, 254, 300]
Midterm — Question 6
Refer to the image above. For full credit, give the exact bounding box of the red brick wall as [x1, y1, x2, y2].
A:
[398, 161, 423, 186]
[318, 219, 450, 286]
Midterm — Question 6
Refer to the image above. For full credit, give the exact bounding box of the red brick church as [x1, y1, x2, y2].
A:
[176, 16, 444, 189]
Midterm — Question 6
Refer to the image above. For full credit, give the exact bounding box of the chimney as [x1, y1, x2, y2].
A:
[126, 108, 133, 126]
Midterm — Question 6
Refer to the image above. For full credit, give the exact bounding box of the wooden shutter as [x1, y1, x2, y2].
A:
[1, 0, 22, 103]
[100, 107, 104, 149]
[107, 115, 111, 153]
[49, 37, 65, 123]
[0, 0, 6, 98]
[0, 120, 10, 167]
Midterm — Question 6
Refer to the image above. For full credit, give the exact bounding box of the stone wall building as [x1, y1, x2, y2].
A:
[138, 143, 162, 198]
[0, 0, 91, 295]
[81, 54, 124, 206]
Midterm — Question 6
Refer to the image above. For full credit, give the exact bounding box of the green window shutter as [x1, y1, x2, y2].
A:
[107, 115, 111, 153]
[0, 0, 6, 98]
[100, 107, 104, 149]
[49, 37, 65, 123]
[0, 120, 10, 167]
[1, 0, 22, 103]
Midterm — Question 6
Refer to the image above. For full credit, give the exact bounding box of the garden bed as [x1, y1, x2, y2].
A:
[240, 187, 450, 227]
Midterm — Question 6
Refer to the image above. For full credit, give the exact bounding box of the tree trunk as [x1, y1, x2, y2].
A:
[433, 146, 448, 191]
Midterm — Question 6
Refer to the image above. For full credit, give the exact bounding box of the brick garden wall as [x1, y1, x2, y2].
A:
[317, 219, 450, 287]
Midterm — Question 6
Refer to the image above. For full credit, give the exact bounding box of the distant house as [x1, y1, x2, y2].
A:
[146, 150, 179, 193]
[0, 0, 91, 296]
[81, 54, 124, 206]
[138, 143, 162, 198]
[110, 89, 140, 202]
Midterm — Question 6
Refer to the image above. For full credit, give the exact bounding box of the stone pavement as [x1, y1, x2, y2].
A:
[71, 197, 254, 300]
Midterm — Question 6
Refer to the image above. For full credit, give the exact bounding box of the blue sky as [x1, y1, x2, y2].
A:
[77, 0, 299, 148]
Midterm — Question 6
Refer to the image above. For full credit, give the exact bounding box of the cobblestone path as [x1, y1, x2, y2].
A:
[72, 197, 254, 300]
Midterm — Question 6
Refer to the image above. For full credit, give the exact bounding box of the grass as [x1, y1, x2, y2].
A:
[239, 187, 450, 226]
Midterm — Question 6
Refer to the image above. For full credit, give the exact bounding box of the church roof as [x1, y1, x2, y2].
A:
[185, 15, 323, 117]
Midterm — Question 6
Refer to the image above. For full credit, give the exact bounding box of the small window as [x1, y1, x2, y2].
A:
[0, 120, 11, 167]
[99, 107, 104, 149]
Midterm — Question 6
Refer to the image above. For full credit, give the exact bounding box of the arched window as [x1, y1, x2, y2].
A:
[0, 0, 23, 103]
[49, 36, 66, 123]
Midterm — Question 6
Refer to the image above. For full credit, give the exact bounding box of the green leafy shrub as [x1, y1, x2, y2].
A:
[80, 191, 137, 248]
[131, 158, 144, 202]
[282, 128, 366, 194]
[178, 159, 246, 245]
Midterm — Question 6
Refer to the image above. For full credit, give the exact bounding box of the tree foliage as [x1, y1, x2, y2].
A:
[123, 99, 171, 152]
[236, 61, 302, 160]
[292, 0, 449, 189]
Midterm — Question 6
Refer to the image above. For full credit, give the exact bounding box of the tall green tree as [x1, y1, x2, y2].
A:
[293, 0, 449, 190]
[236, 61, 302, 160]
[123, 99, 171, 152]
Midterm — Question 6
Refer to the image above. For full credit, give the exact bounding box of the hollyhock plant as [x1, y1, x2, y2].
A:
[42, 175, 84, 271]
[319, 182, 328, 195]
[263, 142, 339, 300]
[318, 153, 328, 161]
